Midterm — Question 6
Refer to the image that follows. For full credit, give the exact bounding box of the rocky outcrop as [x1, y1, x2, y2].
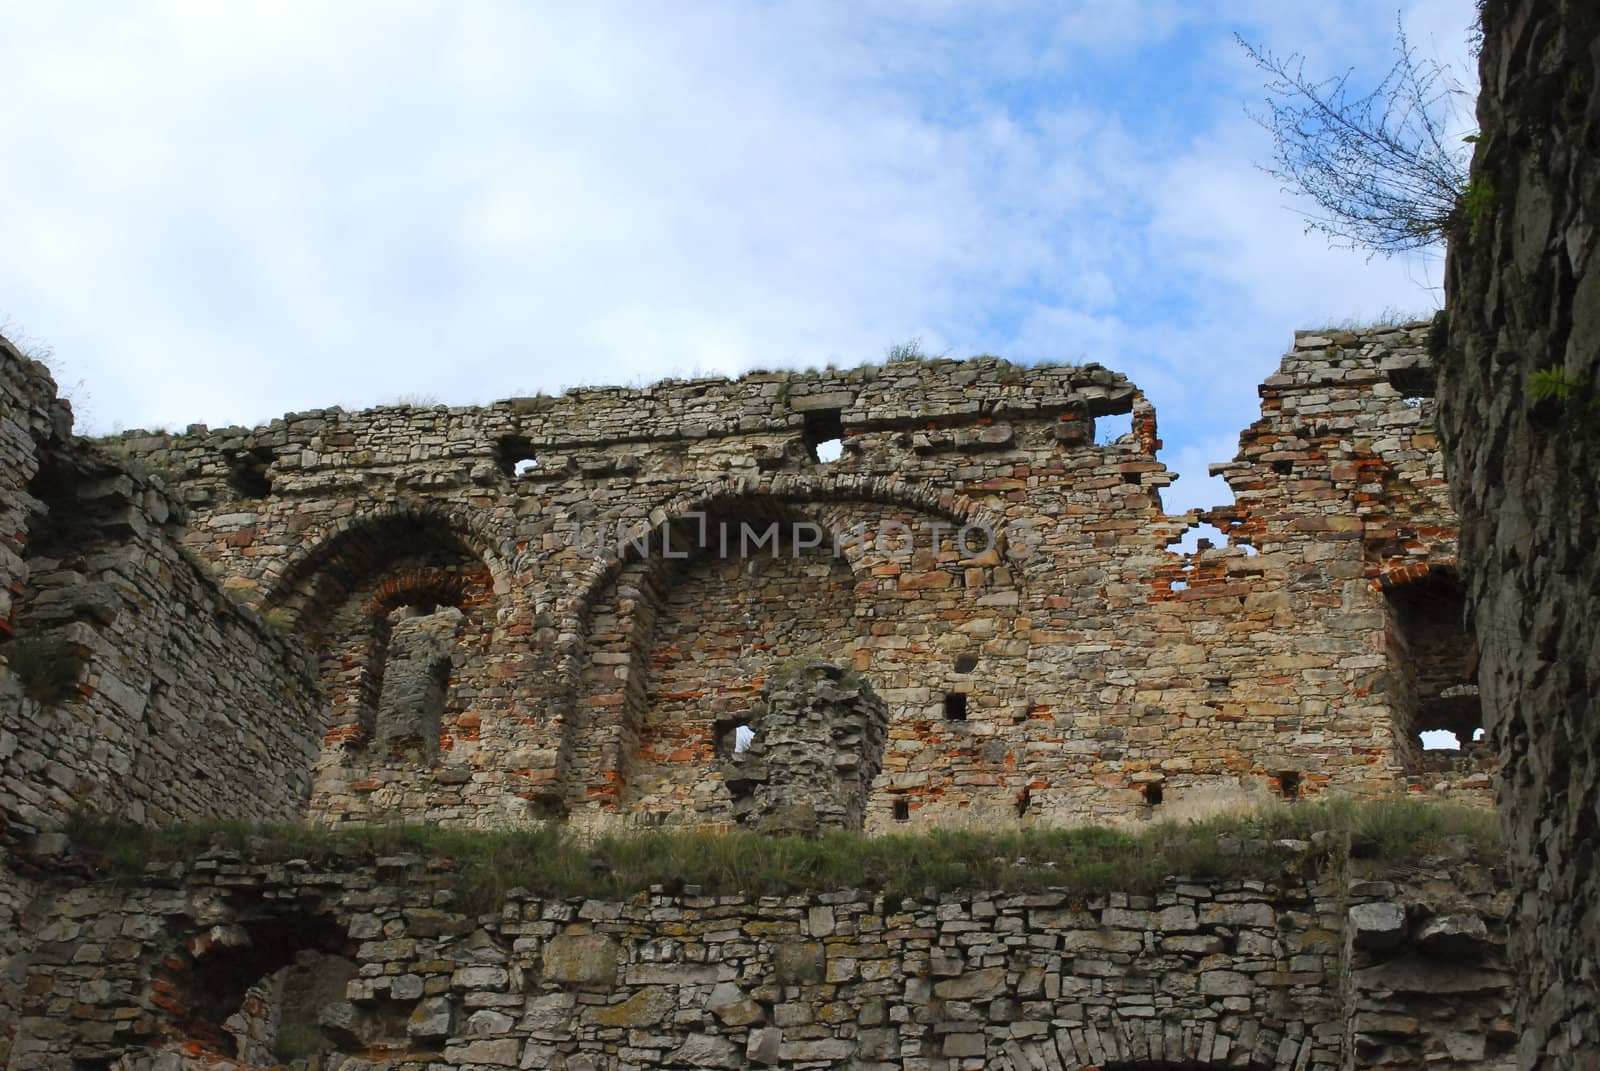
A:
[1437, 2, 1600, 1065]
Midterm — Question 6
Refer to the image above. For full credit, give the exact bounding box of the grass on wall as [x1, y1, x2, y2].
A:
[64, 799, 1499, 914]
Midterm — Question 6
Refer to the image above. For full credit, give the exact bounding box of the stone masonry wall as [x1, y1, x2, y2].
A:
[0, 338, 70, 1022]
[1438, 2, 1600, 1066]
[0, 338, 324, 835]
[3, 846, 1514, 1071]
[94, 324, 1488, 832]
[0, 339, 327, 1061]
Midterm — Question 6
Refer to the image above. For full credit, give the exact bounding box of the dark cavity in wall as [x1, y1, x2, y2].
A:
[943, 693, 968, 721]
[225, 447, 275, 499]
[1387, 362, 1437, 399]
[496, 435, 540, 477]
[803, 408, 844, 463]
[1382, 569, 1481, 759]
[164, 914, 353, 1061]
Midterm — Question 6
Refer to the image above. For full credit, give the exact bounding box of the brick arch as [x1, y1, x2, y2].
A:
[562, 472, 1000, 639]
[555, 479, 1023, 824]
[262, 500, 512, 629]
[367, 567, 470, 618]
[256, 502, 513, 823]
[996, 1020, 1298, 1071]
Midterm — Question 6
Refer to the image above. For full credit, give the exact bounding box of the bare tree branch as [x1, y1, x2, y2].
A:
[1237, 19, 1473, 256]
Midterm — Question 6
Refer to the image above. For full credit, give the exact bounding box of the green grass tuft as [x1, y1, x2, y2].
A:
[63, 799, 1500, 915]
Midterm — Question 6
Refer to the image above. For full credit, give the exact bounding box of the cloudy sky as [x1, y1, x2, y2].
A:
[2, 0, 1477, 515]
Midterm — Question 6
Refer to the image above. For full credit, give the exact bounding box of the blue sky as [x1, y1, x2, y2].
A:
[1, 0, 1477, 516]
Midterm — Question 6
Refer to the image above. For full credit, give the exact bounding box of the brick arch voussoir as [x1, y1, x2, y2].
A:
[263, 500, 513, 619]
[994, 1019, 1295, 1071]
[561, 472, 997, 640]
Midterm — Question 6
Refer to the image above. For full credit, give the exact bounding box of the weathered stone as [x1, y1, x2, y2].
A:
[590, 986, 674, 1028]
[707, 982, 765, 1026]
[669, 1033, 742, 1068]
[408, 995, 454, 1038]
[774, 941, 826, 985]
[542, 934, 618, 986]
[445, 1037, 521, 1066]
[1414, 913, 1488, 954]
[1348, 903, 1408, 950]
[933, 967, 1007, 1002]
[747, 1026, 783, 1064]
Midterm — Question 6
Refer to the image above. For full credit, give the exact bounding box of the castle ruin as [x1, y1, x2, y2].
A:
[0, 325, 1516, 1069]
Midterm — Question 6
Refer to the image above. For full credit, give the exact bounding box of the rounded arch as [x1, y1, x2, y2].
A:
[554, 475, 1024, 824]
[263, 500, 513, 627]
[561, 472, 1000, 638]
[996, 1020, 1296, 1071]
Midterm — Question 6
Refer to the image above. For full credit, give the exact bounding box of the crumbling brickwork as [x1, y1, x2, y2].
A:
[0, 319, 1515, 1069]
[724, 659, 889, 834]
[2, 847, 1514, 1071]
[74, 323, 1486, 832]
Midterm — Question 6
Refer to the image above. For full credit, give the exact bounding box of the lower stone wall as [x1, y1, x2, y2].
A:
[2, 848, 1514, 1071]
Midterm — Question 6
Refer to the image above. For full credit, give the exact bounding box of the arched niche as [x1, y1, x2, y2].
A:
[263, 506, 505, 819]
[560, 480, 1025, 828]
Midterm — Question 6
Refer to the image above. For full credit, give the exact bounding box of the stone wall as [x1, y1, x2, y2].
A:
[2, 845, 1513, 1071]
[96, 325, 1488, 832]
[0, 338, 324, 836]
[0, 339, 328, 1058]
[1437, 3, 1600, 1066]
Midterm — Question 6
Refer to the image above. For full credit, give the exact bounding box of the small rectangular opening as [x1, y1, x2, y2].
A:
[1278, 770, 1301, 801]
[893, 799, 910, 822]
[715, 719, 756, 760]
[496, 435, 540, 478]
[803, 409, 845, 464]
[943, 693, 968, 721]
[1143, 782, 1163, 806]
[1387, 364, 1437, 399]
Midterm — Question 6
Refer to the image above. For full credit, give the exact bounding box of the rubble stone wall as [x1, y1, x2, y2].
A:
[2, 850, 1514, 1071]
[0, 338, 324, 849]
[1438, 2, 1600, 1065]
[92, 324, 1488, 831]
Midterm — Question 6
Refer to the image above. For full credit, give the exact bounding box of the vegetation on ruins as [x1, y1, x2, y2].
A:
[883, 338, 927, 362]
[6, 634, 84, 704]
[1236, 19, 1473, 256]
[67, 799, 1499, 915]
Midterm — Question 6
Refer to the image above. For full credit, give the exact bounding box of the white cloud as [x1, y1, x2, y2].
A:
[0, 0, 1478, 507]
